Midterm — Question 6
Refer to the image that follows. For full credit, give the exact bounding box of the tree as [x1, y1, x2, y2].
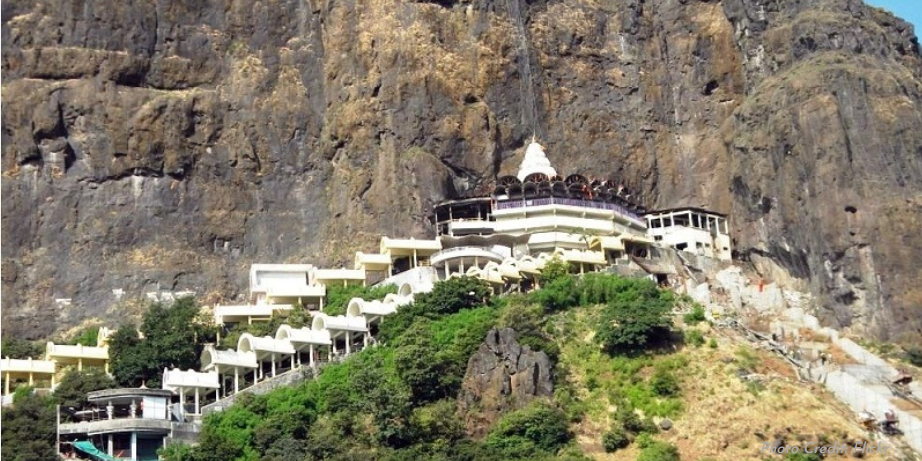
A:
[539, 256, 571, 284]
[54, 368, 116, 412]
[414, 277, 490, 316]
[0, 338, 45, 359]
[595, 281, 675, 354]
[531, 276, 579, 312]
[108, 326, 151, 387]
[0, 393, 58, 461]
[110, 296, 217, 387]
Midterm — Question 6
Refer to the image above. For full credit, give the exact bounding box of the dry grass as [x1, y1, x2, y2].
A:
[559, 306, 901, 460]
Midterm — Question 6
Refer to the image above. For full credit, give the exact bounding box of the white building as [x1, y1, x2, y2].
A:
[645, 207, 731, 261]
[429, 139, 652, 282]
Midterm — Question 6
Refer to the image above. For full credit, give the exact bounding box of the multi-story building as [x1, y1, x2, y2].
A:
[644, 207, 732, 261]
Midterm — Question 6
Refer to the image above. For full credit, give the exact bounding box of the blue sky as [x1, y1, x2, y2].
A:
[864, 0, 922, 34]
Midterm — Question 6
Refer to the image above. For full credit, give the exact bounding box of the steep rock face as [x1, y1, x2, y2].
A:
[457, 328, 554, 438]
[2, 0, 920, 343]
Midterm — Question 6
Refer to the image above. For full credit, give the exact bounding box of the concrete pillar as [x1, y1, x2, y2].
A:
[194, 388, 200, 415]
[131, 431, 137, 461]
[51, 374, 56, 390]
[234, 369, 239, 394]
[271, 356, 276, 377]
[108, 435, 114, 456]
[107, 402, 114, 420]
[291, 354, 296, 369]
[413, 249, 418, 268]
[78, 358, 83, 371]
[364, 333, 369, 348]
[28, 372, 33, 386]
[346, 332, 351, 355]
[309, 345, 315, 366]
[105, 361, 109, 374]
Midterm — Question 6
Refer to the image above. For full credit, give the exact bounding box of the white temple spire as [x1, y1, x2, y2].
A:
[516, 138, 557, 181]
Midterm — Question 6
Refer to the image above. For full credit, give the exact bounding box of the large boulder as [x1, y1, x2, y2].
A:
[458, 327, 553, 438]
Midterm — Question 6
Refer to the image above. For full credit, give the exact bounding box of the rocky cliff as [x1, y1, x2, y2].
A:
[458, 328, 554, 437]
[2, 0, 921, 343]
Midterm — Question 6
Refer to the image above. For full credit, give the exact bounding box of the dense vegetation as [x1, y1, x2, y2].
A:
[163, 263, 683, 461]
[109, 296, 218, 387]
[0, 368, 117, 460]
[2, 259, 690, 461]
[0, 338, 45, 359]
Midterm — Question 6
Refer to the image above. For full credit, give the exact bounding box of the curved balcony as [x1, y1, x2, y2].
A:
[429, 246, 506, 268]
[59, 417, 173, 436]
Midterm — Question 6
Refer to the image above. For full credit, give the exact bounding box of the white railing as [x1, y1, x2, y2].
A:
[430, 246, 505, 265]
[494, 197, 644, 225]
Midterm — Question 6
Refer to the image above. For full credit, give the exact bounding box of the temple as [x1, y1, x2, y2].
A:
[0, 139, 735, 458]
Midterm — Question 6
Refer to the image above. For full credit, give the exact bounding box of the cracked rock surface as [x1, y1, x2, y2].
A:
[2, 0, 921, 343]
[458, 328, 553, 437]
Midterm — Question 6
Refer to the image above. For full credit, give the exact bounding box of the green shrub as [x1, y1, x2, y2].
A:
[540, 256, 572, 284]
[532, 276, 580, 312]
[323, 284, 397, 316]
[415, 277, 491, 316]
[684, 329, 705, 347]
[602, 427, 629, 452]
[486, 401, 571, 457]
[683, 305, 706, 325]
[634, 432, 654, 448]
[636, 440, 680, 461]
[595, 281, 675, 354]
[614, 401, 657, 434]
[650, 368, 680, 397]
[708, 338, 718, 349]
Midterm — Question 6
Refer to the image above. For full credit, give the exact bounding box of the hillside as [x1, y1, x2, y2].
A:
[2, 0, 922, 345]
[161, 272, 918, 460]
[3, 270, 920, 460]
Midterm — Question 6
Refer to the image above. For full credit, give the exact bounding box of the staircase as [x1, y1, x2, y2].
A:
[201, 366, 316, 416]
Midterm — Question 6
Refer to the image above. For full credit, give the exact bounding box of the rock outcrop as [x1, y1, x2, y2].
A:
[2, 0, 921, 343]
[458, 328, 553, 438]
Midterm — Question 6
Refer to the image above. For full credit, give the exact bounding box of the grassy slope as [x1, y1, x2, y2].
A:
[551, 304, 895, 461]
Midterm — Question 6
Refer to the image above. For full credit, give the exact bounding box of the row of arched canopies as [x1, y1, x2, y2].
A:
[195, 284, 417, 398]
[493, 174, 646, 212]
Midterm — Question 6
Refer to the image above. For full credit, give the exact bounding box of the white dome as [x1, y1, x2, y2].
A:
[516, 140, 558, 181]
